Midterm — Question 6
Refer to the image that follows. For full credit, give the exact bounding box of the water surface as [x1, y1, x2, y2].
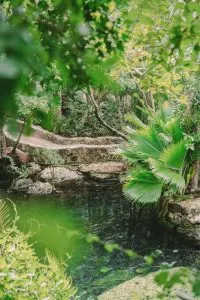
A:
[1, 184, 200, 299]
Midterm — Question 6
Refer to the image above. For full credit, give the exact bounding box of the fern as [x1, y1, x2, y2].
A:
[0, 199, 11, 231]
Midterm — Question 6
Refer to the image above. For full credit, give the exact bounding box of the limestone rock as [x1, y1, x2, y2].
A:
[5, 147, 30, 164]
[39, 167, 83, 185]
[79, 162, 127, 180]
[166, 197, 200, 246]
[98, 268, 194, 300]
[27, 181, 53, 195]
[27, 162, 41, 177]
[11, 178, 33, 192]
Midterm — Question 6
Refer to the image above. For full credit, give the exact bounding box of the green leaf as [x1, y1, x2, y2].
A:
[149, 158, 185, 190]
[100, 267, 112, 273]
[154, 271, 169, 286]
[165, 120, 184, 143]
[125, 113, 146, 129]
[160, 141, 187, 171]
[140, 15, 154, 25]
[133, 126, 165, 160]
[144, 255, 154, 265]
[193, 277, 200, 296]
[104, 243, 120, 253]
[124, 170, 163, 204]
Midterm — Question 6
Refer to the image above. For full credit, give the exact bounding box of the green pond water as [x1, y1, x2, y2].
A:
[1, 184, 200, 299]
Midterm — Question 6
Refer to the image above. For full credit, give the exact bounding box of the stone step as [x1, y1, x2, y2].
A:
[3, 120, 125, 164]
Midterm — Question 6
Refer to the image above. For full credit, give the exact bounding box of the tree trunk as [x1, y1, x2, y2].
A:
[12, 121, 25, 154]
[86, 88, 128, 141]
[191, 160, 200, 192]
[0, 126, 6, 159]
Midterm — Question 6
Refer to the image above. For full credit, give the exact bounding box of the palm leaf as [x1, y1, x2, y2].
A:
[123, 170, 163, 204]
[149, 158, 185, 191]
[0, 199, 11, 231]
[125, 113, 146, 129]
[122, 145, 141, 162]
[165, 119, 184, 143]
[133, 126, 165, 160]
[160, 141, 187, 171]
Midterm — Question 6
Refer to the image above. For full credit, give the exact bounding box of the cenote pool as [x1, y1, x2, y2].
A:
[1, 183, 200, 299]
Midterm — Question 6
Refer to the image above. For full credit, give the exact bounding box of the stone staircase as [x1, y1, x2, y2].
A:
[3, 120, 125, 165]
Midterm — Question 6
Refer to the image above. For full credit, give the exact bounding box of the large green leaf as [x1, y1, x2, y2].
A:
[125, 113, 146, 129]
[133, 126, 165, 160]
[149, 158, 185, 190]
[160, 141, 187, 171]
[165, 119, 184, 143]
[123, 171, 163, 204]
[122, 146, 141, 162]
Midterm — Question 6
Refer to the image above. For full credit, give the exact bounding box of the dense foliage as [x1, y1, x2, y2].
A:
[0, 199, 76, 299]
[123, 104, 189, 204]
[0, 0, 200, 297]
[0, 228, 76, 299]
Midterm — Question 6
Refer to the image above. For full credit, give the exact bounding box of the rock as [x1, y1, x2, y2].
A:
[79, 162, 127, 180]
[4, 120, 124, 165]
[27, 181, 53, 195]
[11, 178, 33, 192]
[5, 147, 30, 164]
[27, 162, 41, 177]
[98, 268, 193, 300]
[39, 167, 83, 186]
[165, 197, 200, 246]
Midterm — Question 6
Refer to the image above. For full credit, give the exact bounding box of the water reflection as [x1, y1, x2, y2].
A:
[1, 183, 200, 299]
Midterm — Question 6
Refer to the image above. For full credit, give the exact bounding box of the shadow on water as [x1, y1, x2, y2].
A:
[1, 183, 200, 299]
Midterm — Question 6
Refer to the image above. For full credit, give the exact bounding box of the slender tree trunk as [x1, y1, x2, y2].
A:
[191, 159, 200, 192]
[12, 121, 26, 154]
[86, 88, 128, 141]
[0, 125, 6, 159]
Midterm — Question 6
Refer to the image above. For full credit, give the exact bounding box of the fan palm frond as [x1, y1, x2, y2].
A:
[165, 119, 184, 143]
[149, 158, 185, 191]
[125, 113, 146, 129]
[123, 170, 163, 204]
[160, 141, 187, 171]
[132, 126, 166, 160]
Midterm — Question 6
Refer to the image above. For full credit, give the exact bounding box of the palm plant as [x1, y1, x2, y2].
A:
[123, 104, 189, 204]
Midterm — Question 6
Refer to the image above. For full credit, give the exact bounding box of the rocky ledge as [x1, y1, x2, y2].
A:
[98, 268, 194, 300]
[165, 197, 200, 247]
[10, 162, 127, 195]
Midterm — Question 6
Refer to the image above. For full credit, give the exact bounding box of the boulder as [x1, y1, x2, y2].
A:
[98, 268, 194, 300]
[79, 162, 127, 180]
[5, 147, 30, 164]
[27, 181, 53, 195]
[166, 197, 200, 246]
[27, 162, 41, 177]
[39, 167, 83, 186]
[11, 178, 33, 192]
[11, 178, 53, 194]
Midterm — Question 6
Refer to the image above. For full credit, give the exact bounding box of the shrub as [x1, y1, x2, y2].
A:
[0, 223, 76, 299]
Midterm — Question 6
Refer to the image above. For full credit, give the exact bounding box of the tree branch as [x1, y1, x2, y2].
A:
[86, 88, 128, 141]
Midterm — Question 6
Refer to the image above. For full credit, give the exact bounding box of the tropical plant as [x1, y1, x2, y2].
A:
[123, 103, 190, 204]
[0, 198, 76, 299]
